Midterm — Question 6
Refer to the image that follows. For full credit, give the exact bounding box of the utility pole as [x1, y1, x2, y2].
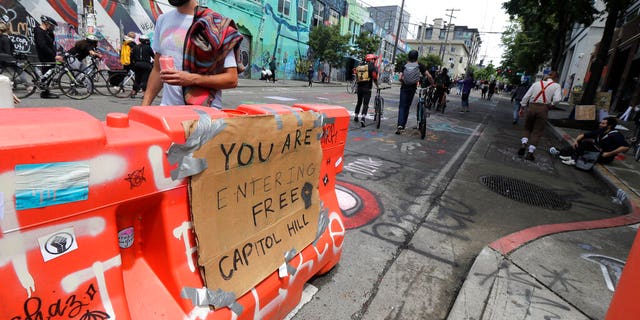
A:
[391, 0, 405, 65]
[420, 16, 427, 57]
[440, 8, 460, 62]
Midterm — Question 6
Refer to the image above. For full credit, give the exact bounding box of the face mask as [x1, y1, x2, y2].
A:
[169, 0, 190, 6]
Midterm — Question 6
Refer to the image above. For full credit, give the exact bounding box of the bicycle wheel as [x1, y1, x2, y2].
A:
[108, 73, 134, 98]
[376, 96, 384, 129]
[4, 66, 37, 99]
[91, 70, 111, 96]
[418, 102, 426, 139]
[58, 70, 92, 100]
[346, 80, 355, 94]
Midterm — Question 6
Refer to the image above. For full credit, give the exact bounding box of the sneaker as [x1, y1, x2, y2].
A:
[559, 155, 572, 161]
[525, 152, 535, 161]
[517, 147, 526, 156]
[459, 110, 465, 113]
[395, 126, 404, 135]
[353, 115, 359, 122]
[360, 118, 366, 127]
[40, 92, 59, 99]
[562, 159, 576, 166]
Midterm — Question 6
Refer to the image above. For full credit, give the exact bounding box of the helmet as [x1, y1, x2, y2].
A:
[41, 15, 58, 27]
[139, 34, 149, 41]
[365, 54, 377, 62]
[86, 34, 99, 41]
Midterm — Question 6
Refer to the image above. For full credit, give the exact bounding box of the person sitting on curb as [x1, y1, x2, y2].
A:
[559, 116, 629, 166]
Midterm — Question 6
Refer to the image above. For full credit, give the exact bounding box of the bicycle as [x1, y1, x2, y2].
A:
[0, 53, 94, 99]
[79, 56, 111, 96]
[367, 86, 390, 129]
[107, 69, 135, 98]
[346, 78, 357, 94]
[416, 86, 431, 139]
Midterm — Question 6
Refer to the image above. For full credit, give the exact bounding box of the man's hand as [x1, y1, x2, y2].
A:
[160, 69, 197, 86]
[55, 55, 63, 62]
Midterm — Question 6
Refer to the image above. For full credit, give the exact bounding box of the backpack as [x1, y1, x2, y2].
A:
[403, 62, 421, 85]
[575, 151, 601, 171]
[356, 64, 370, 83]
[120, 42, 131, 66]
[436, 74, 450, 89]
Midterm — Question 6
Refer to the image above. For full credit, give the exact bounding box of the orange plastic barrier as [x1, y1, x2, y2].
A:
[0, 104, 346, 319]
[606, 224, 640, 318]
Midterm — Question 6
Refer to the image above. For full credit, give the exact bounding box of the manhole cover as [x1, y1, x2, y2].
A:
[480, 175, 571, 210]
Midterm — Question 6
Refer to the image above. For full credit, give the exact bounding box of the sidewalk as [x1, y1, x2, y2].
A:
[448, 103, 640, 319]
[237, 78, 345, 88]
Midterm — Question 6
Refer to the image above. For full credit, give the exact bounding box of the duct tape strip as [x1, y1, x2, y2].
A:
[313, 202, 330, 246]
[260, 106, 283, 129]
[281, 106, 303, 126]
[314, 112, 325, 140]
[167, 110, 227, 180]
[180, 287, 244, 315]
[285, 248, 298, 276]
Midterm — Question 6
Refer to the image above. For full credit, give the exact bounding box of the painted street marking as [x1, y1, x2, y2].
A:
[265, 96, 297, 101]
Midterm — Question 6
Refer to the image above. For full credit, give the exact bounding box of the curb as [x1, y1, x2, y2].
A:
[447, 120, 640, 319]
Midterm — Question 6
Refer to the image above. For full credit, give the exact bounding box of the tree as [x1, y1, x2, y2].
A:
[308, 25, 351, 82]
[353, 31, 381, 61]
[580, 0, 633, 105]
[394, 53, 441, 73]
[502, 0, 596, 71]
[475, 63, 496, 81]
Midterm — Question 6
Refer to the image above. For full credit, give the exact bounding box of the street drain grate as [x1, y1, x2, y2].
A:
[480, 175, 571, 210]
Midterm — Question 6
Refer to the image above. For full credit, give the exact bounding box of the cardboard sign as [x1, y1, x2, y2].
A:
[575, 105, 596, 120]
[189, 112, 322, 298]
[596, 91, 612, 111]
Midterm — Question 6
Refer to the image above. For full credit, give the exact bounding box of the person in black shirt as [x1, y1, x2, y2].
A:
[34, 15, 61, 98]
[560, 117, 630, 165]
[353, 54, 379, 126]
[67, 35, 102, 71]
[0, 23, 12, 56]
[130, 35, 154, 98]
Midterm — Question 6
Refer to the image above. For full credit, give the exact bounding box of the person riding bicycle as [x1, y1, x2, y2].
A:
[434, 67, 451, 109]
[67, 35, 103, 71]
[353, 53, 379, 125]
[396, 49, 433, 134]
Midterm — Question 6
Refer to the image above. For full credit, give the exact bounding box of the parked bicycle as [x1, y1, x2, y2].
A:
[108, 69, 135, 98]
[0, 53, 93, 100]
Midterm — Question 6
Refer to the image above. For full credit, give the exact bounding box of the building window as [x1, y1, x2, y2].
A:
[329, 9, 339, 26]
[297, 0, 308, 23]
[312, 2, 324, 26]
[450, 47, 455, 53]
[278, 0, 291, 16]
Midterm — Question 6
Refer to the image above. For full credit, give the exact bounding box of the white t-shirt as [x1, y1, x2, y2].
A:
[153, 9, 237, 108]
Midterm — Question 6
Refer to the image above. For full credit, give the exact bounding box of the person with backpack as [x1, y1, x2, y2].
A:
[434, 67, 451, 110]
[353, 53, 379, 125]
[396, 50, 433, 134]
[120, 32, 137, 72]
[130, 34, 154, 98]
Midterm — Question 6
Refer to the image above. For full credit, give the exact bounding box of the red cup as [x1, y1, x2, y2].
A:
[159, 56, 175, 70]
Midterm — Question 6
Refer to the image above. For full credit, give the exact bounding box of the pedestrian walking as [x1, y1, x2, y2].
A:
[510, 80, 530, 124]
[460, 72, 474, 113]
[353, 54, 379, 126]
[307, 64, 313, 87]
[517, 71, 562, 161]
[130, 34, 154, 98]
[142, 0, 243, 108]
[120, 31, 137, 72]
[34, 15, 62, 99]
[269, 56, 277, 82]
[487, 80, 496, 100]
[396, 49, 433, 134]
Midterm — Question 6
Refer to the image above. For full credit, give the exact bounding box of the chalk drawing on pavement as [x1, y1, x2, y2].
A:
[581, 254, 625, 292]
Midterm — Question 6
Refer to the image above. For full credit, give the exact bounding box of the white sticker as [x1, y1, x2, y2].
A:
[118, 227, 135, 249]
[38, 227, 79, 262]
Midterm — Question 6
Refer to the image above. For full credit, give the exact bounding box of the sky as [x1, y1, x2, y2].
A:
[361, 0, 511, 65]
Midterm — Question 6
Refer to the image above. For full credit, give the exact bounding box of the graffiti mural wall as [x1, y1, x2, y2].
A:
[1, 0, 319, 78]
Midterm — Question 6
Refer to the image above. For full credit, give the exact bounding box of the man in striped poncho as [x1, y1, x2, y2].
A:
[142, 0, 244, 108]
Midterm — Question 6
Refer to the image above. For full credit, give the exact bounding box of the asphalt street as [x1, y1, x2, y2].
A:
[16, 79, 629, 319]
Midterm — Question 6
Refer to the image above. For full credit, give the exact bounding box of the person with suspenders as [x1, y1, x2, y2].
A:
[517, 70, 562, 161]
